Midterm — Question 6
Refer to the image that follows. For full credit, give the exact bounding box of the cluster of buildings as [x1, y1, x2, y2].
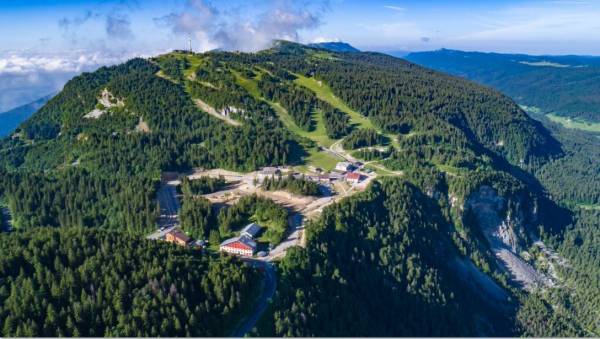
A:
[326, 161, 365, 184]
[334, 161, 363, 183]
[163, 223, 263, 257]
[159, 160, 369, 256]
[219, 223, 261, 257]
[255, 162, 366, 187]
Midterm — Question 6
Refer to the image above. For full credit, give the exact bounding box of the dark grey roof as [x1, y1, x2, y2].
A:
[241, 223, 262, 238]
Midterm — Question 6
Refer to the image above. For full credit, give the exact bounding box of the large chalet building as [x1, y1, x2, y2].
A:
[219, 236, 257, 256]
[219, 223, 262, 257]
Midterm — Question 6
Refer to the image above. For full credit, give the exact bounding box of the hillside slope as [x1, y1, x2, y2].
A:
[0, 94, 53, 137]
[0, 41, 587, 336]
[406, 49, 600, 123]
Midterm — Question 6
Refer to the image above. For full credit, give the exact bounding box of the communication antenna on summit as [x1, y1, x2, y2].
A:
[188, 37, 192, 53]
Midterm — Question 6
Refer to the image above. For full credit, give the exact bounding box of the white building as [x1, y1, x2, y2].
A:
[335, 161, 354, 172]
[219, 236, 257, 256]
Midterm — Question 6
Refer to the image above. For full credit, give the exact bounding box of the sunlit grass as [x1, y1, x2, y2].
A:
[294, 74, 399, 148]
[546, 114, 600, 133]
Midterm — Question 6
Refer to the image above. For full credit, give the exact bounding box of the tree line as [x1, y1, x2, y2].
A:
[262, 174, 321, 196]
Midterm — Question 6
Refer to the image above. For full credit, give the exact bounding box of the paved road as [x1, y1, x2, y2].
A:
[157, 182, 180, 228]
[158, 184, 180, 216]
[328, 139, 356, 163]
[232, 261, 277, 337]
[267, 213, 303, 260]
[147, 182, 181, 240]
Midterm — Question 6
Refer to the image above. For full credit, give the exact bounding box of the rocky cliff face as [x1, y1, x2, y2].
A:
[465, 185, 553, 290]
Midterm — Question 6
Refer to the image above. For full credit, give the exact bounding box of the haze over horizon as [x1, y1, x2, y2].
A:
[3, 0, 600, 111]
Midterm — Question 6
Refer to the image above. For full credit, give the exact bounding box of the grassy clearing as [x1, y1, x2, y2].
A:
[294, 74, 399, 148]
[577, 203, 600, 211]
[234, 71, 262, 98]
[519, 105, 542, 114]
[234, 70, 342, 171]
[546, 114, 600, 133]
[434, 163, 464, 177]
[294, 74, 373, 129]
[297, 147, 342, 172]
[269, 103, 335, 147]
[364, 163, 391, 176]
[310, 51, 339, 61]
[181, 54, 205, 78]
[234, 71, 336, 147]
[234, 68, 405, 173]
[521, 105, 600, 133]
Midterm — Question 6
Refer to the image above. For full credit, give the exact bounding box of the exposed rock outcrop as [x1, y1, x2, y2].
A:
[84, 89, 124, 119]
[465, 185, 553, 290]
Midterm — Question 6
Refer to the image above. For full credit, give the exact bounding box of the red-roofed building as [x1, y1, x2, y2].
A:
[346, 172, 362, 184]
[219, 236, 257, 256]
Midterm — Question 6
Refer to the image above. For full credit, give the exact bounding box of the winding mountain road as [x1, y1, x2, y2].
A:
[232, 261, 277, 337]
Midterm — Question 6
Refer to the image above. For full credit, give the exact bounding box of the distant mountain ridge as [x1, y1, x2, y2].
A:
[0, 94, 54, 137]
[308, 41, 360, 52]
[406, 49, 600, 123]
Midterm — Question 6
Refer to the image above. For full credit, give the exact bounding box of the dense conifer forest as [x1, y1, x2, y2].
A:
[0, 41, 598, 337]
[322, 106, 352, 138]
[406, 49, 600, 122]
[0, 228, 258, 337]
[258, 179, 515, 336]
[261, 174, 321, 196]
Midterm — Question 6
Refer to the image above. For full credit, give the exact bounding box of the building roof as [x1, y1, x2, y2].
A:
[346, 172, 361, 181]
[241, 223, 262, 238]
[329, 172, 344, 179]
[167, 228, 191, 243]
[220, 236, 257, 250]
[336, 161, 352, 169]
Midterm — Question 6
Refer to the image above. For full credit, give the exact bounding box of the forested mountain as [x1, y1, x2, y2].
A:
[0, 94, 53, 137]
[308, 41, 360, 53]
[406, 49, 600, 123]
[0, 41, 598, 336]
[260, 179, 518, 336]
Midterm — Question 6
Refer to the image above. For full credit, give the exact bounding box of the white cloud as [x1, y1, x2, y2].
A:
[0, 51, 133, 75]
[155, 0, 328, 52]
[383, 5, 406, 12]
[311, 36, 341, 43]
[0, 49, 146, 111]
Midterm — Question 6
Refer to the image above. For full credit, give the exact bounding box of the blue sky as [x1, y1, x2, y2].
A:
[2, 0, 600, 55]
[2, 0, 600, 111]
